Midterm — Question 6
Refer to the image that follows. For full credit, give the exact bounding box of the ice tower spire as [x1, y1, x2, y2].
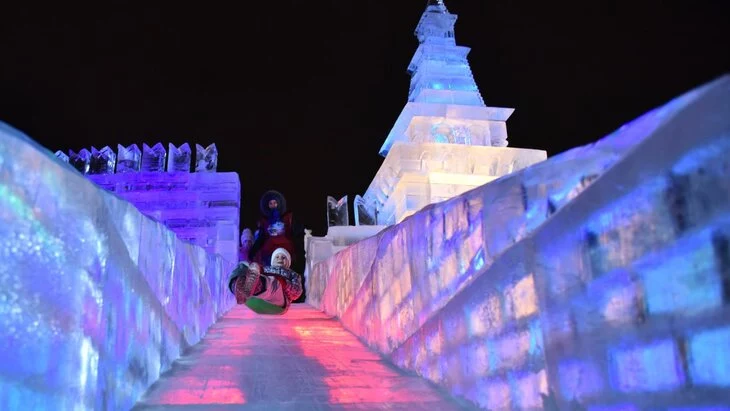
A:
[377, 1, 501, 156]
[407, 1, 480, 107]
[416, 0, 455, 46]
[361, 2, 547, 226]
[426, 0, 447, 11]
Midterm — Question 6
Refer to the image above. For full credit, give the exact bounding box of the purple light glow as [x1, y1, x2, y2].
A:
[308, 76, 730, 409]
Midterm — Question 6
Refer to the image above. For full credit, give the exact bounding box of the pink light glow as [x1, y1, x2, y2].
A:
[291, 316, 448, 406]
[137, 305, 462, 409]
[139, 316, 251, 406]
[147, 380, 246, 405]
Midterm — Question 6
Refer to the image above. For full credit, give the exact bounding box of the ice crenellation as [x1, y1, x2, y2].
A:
[55, 142, 219, 174]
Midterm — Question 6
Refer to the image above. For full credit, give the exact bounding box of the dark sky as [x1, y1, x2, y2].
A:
[1, 1, 728, 236]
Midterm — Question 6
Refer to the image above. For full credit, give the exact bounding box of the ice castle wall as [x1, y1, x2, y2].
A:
[307, 75, 730, 409]
[0, 123, 236, 410]
[87, 171, 241, 265]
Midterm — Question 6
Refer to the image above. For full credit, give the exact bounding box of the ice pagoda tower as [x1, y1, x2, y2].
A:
[360, 0, 548, 225]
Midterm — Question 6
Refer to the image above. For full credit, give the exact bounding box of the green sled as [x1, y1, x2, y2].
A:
[245, 297, 286, 315]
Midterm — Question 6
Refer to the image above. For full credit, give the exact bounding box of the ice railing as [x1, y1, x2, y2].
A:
[54, 143, 240, 264]
[0, 124, 236, 410]
[307, 75, 730, 409]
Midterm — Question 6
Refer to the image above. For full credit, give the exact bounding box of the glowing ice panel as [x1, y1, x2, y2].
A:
[688, 327, 730, 387]
[0, 122, 235, 409]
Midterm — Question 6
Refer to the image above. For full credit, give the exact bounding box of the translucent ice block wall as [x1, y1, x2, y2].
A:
[0, 123, 236, 410]
[87, 172, 241, 265]
[58, 142, 241, 265]
[531, 76, 730, 409]
[307, 75, 730, 409]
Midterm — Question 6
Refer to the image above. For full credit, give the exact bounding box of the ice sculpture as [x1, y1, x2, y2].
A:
[141, 142, 167, 172]
[167, 143, 192, 173]
[327, 195, 349, 227]
[365, 144, 547, 225]
[307, 75, 730, 410]
[86, 171, 241, 264]
[195, 143, 218, 172]
[354, 195, 377, 226]
[379, 0, 513, 155]
[54, 150, 69, 163]
[69, 148, 91, 174]
[89, 146, 117, 174]
[360, 1, 547, 225]
[46, 141, 241, 262]
[0, 121, 235, 410]
[117, 143, 142, 173]
[57, 143, 219, 174]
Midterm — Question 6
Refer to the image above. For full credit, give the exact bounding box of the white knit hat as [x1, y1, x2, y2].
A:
[271, 248, 291, 268]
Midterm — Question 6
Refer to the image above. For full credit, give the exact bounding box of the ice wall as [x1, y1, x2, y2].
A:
[56, 142, 241, 265]
[87, 172, 241, 264]
[307, 75, 730, 409]
[307, 76, 668, 343]
[530, 75, 730, 409]
[0, 122, 236, 410]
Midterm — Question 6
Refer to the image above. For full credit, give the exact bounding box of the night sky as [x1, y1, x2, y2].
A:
[1, 1, 728, 236]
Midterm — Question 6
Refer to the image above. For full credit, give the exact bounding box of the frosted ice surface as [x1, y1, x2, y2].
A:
[195, 143, 218, 172]
[0, 121, 235, 409]
[354, 194, 377, 225]
[327, 195, 349, 227]
[527, 74, 730, 409]
[54, 150, 69, 163]
[116, 143, 141, 173]
[141, 142, 167, 172]
[87, 171, 241, 264]
[89, 146, 116, 174]
[167, 143, 191, 173]
[364, 144, 547, 225]
[376, 0, 512, 157]
[69, 148, 91, 174]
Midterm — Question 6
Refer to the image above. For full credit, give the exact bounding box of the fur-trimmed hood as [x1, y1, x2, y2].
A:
[260, 190, 287, 218]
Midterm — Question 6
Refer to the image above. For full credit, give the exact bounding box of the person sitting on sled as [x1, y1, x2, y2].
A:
[227, 247, 303, 315]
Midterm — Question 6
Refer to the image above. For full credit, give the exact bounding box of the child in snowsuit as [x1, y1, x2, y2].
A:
[228, 248, 303, 315]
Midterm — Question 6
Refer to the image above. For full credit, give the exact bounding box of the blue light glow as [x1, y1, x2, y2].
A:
[688, 326, 730, 387]
[610, 339, 686, 392]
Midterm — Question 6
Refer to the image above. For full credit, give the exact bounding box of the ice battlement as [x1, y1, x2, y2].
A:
[0, 122, 236, 409]
[54, 142, 240, 263]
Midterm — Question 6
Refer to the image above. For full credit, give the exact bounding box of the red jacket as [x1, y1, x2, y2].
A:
[256, 213, 295, 259]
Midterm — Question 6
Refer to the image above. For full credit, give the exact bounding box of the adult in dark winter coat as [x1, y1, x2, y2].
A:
[249, 190, 297, 265]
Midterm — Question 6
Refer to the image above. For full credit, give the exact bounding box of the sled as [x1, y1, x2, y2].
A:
[228, 262, 288, 315]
